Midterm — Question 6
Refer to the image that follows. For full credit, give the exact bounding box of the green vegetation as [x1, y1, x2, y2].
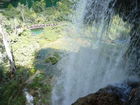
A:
[0, 0, 75, 105]
[1, 1, 129, 105]
[12, 0, 61, 7]
[0, 67, 52, 105]
[108, 15, 131, 41]
[2, 0, 74, 23]
[45, 53, 61, 65]
[3, 0, 61, 8]
[0, 0, 134, 105]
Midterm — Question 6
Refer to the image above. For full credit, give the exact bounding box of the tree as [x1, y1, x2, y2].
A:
[0, 25, 16, 73]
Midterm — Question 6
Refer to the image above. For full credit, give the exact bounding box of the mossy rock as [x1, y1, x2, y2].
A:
[45, 53, 61, 65]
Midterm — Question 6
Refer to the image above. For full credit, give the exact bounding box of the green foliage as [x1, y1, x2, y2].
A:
[3, 0, 74, 22]
[17, 4, 37, 22]
[2, 4, 37, 23]
[46, 0, 61, 7]
[0, 69, 29, 105]
[45, 53, 61, 65]
[0, 1, 74, 105]
[2, 4, 20, 19]
[44, 28, 60, 41]
[27, 72, 52, 105]
[43, 25, 65, 41]
[9, 0, 61, 8]
[32, 0, 46, 12]
[9, 0, 35, 7]
[42, 0, 74, 21]
[0, 67, 52, 105]
[55, 0, 74, 20]
[108, 15, 131, 40]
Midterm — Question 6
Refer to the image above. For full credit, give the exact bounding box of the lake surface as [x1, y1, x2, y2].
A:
[31, 28, 44, 35]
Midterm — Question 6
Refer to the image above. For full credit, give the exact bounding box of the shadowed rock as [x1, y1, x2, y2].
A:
[72, 86, 127, 105]
[72, 82, 140, 105]
[128, 87, 140, 105]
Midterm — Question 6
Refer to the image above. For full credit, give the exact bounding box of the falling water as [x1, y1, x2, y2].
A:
[24, 89, 34, 105]
[52, 0, 133, 105]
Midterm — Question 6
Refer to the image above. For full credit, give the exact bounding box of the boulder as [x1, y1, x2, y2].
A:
[72, 82, 140, 105]
[72, 86, 126, 105]
[128, 87, 140, 105]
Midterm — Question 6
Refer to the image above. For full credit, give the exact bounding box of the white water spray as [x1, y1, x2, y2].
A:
[52, 0, 132, 105]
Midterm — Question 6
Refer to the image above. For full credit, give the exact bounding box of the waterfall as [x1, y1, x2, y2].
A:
[24, 89, 34, 105]
[51, 0, 135, 105]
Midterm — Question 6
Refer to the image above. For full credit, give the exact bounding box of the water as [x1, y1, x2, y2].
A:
[24, 89, 34, 105]
[31, 28, 44, 35]
[51, 0, 133, 105]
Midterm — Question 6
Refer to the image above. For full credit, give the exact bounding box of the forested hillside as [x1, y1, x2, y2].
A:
[0, 0, 75, 105]
[1, 0, 61, 8]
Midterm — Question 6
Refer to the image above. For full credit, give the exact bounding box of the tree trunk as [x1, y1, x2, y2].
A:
[0, 25, 16, 73]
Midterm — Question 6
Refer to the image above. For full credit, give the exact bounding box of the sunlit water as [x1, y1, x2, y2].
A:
[51, 0, 136, 105]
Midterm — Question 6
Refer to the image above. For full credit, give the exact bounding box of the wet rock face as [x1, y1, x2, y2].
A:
[84, 0, 140, 24]
[72, 92, 124, 105]
[72, 82, 140, 105]
[128, 87, 140, 105]
[84, 0, 140, 77]
[114, 0, 140, 23]
[72, 86, 126, 105]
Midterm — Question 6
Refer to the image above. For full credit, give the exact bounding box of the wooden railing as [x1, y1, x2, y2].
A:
[27, 24, 57, 30]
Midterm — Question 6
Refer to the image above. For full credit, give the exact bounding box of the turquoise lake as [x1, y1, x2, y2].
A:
[31, 28, 44, 35]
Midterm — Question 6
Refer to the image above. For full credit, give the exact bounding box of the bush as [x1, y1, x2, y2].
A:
[0, 67, 52, 105]
[32, 0, 46, 12]
[2, 4, 20, 19]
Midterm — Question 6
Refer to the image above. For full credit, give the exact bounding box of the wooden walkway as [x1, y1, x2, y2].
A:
[28, 24, 57, 30]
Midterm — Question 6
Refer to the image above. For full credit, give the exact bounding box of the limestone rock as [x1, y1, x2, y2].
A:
[72, 86, 126, 105]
